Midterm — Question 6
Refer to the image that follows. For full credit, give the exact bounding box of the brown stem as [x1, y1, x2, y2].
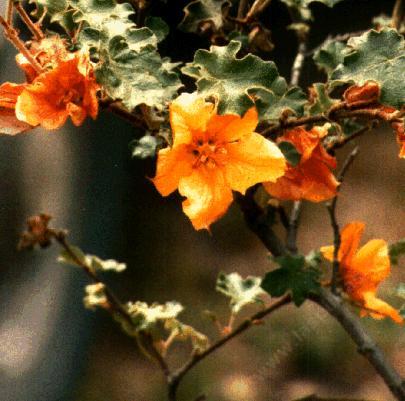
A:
[14, 2, 44, 41]
[245, 0, 273, 22]
[261, 106, 402, 137]
[286, 200, 302, 254]
[0, 15, 43, 74]
[6, 0, 13, 24]
[168, 294, 291, 400]
[326, 147, 359, 293]
[237, 0, 249, 20]
[235, 189, 287, 257]
[392, 0, 405, 30]
[104, 102, 147, 130]
[311, 289, 405, 401]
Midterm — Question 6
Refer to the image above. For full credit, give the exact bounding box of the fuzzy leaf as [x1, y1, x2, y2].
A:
[165, 319, 209, 353]
[58, 245, 126, 272]
[145, 16, 169, 42]
[182, 40, 300, 117]
[30, 0, 68, 14]
[83, 283, 108, 310]
[78, 3, 181, 111]
[331, 29, 405, 109]
[306, 83, 338, 115]
[216, 272, 265, 314]
[131, 135, 159, 159]
[389, 239, 405, 266]
[89, 255, 126, 272]
[313, 40, 346, 75]
[126, 301, 184, 331]
[280, 0, 345, 20]
[179, 0, 229, 33]
[261, 254, 321, 306]
[255, 86, 307, 122]
[397, 283, 405, 299]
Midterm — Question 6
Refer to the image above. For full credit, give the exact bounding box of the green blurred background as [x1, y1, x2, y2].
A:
[0, 1, 404, 400]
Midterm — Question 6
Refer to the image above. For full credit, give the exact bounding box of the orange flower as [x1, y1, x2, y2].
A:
[264, 125, 339, 202]
[15, 52, 99, 130]
[153, 93, 286, 230]
[321, 222, 403, 324]
[0, 82, 32, 135]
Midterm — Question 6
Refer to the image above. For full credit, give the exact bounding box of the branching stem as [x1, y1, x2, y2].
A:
[167, 294, 291, 400]
[14, 2, 44, 41]
[311, 289, 405, 401]
[0, 15, 43, 74]
[326, 146, 359, 293]
[392, 0, 404, 30]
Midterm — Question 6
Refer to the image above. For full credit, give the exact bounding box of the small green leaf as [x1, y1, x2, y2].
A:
[145, 16, 169, 42]
[131, 135, 158, 159]
[30, 0, 68, 15]
[126, 301, 184, 331]
[89, 255, 126, 272]
[331, 29, 405, 109]
[306, 83, 338, 115]
[313, 40, 346, 75]
[178, 0, 229, 33]
[255, 86, 307, 122]
[280, 0, 344, 21]
[305, 250, 322, 269]
[58, 245, 87, 267]
[182, 40, 300, 117]
[165, 319, 209, 354]
[83, 283, 108, 310]
[216, 272, 265, 314]
[389, 239, 405, 265]
[261, 254, 321, 306]
[278, 141, 301, 167]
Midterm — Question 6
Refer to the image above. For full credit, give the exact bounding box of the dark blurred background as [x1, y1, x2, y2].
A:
[0, 1, 404, 400]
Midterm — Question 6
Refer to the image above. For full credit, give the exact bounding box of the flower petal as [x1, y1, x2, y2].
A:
[178, 166, 233, 230]
[211, 107, 259, 142]
[351, 239, 390, 287]
[362, 292, 403, 324]
[170, 93, 215, 147]
[153, 145, 194, 196]
[0, 83, 25, 109]
[264, 157, 338, 203]
[224, 132, 286, 194]
[339, 221, 365, 266]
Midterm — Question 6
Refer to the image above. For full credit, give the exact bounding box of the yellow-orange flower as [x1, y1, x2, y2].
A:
[264, 125, 339, 202]
[15, 52, 99, 130]
[153, 93, 286, 230]
[321, 222, 403, 324]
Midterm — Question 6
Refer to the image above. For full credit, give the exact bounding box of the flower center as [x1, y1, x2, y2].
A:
[190, 138, 227, 169]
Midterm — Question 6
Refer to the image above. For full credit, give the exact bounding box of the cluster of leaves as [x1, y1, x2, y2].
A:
[34, 0, 182, 112]
[262, 253, 321, 306]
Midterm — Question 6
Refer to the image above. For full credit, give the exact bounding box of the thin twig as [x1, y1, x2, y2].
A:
[6, 0, 13, 24]
[326, 147, 359, 294]
[261, 106, 402, 137]
[290, 39, 307, 86]
[168, 294, 292, 400]
[49, 229, 172, 378]
[14, 2, 44, 41]
[327, 123, 378, 151]
[237, 0, 249, 20]
[311, 289, 405, 401]
[0, 15, 43, 74]
[392, 0, 405, 30]
[286, 201, 302, 254]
